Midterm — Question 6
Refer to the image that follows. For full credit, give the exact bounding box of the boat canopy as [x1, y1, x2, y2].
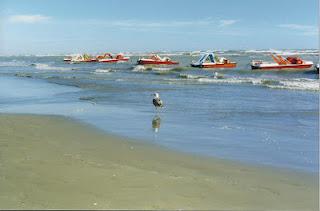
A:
[197, 53, 217, 64]
[149, 54, 162, 61]
[271, 54, 304, 65]
[83, 53, 91, 60]
[73, 54, 84, 60]
[97, 53, 113, 59]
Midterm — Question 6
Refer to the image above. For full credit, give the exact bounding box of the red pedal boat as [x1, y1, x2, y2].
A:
[251, 54, 313, 70]
[137, 54, 179, 65]
[97, 53, 117, 63]
[115, 53, 130, 62]
[97, 53, 129, 63]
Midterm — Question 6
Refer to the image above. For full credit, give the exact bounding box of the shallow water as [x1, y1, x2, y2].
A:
[0, 50, 318, 172]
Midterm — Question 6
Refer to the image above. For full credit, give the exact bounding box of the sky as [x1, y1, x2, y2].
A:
[0, 0, 318, 55]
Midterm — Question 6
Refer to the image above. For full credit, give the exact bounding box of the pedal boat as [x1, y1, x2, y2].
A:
[137, 54, 179, 65]
[97, 53, 129, 63]
[191, 53, 236, 68]
[63, 56, 72, 62]
[70, 54, 97, 63]
[115, 53, 130, 62]
[251, 55, 313, 70]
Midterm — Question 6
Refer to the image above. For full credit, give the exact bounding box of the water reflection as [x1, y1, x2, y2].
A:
[152, 115, 161, 133]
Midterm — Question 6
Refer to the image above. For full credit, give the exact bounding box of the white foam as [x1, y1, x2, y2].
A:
[266, 79, 320, 91]
[219, 53, 242, 56]
[179, 74, 205, 79]
[197, 77, 251, 84]
[245, 49, 283, 54]
[245, 49, 319, 56]
[94, 68, 114, 73]
[157, 52, 183, 56]
[176, 75, 319, 91]
[34, 63, 72, 71]
[152, 67, 175, 71]
[0, 61, 29, 67]
[132, 65, 146, 72]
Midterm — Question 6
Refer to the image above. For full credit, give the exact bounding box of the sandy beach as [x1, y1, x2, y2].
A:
[0, 113, 317, 210]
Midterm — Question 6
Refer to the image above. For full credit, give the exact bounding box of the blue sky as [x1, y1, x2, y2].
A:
[0, 0, 318, 55]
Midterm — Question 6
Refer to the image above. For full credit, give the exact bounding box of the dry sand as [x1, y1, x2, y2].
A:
[0, 114, 318, 210]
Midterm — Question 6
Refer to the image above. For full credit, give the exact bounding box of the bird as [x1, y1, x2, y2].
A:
[152, 92, 163, 109]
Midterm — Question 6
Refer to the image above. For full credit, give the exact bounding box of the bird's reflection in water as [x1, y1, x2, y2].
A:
[152, 115, 161, 133]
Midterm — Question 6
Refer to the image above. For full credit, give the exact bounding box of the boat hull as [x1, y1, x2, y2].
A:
[251, 64, 313, 70]
[98, 58, 119, 63]
[191, 63, 236, 68]
[83, 60, 96, 62]
[117, 58, 129, 62]
[137, 59, 179, 65]
[71, 60, 96, 63]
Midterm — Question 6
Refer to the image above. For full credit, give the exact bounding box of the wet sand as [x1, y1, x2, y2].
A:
[0, 114, 318, 210]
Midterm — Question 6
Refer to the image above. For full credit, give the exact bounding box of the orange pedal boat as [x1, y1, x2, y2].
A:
[191, 53, 236, 68]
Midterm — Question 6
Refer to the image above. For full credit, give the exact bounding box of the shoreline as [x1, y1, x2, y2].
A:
[0, 113, 318, 210]
[3, 112, 318, 175]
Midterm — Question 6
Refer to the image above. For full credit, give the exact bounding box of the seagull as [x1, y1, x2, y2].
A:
[152, 92, 163, 109]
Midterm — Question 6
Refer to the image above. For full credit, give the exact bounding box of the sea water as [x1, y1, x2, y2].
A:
[0, 50, 318, 172]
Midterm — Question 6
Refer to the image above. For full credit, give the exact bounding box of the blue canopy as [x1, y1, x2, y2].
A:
[197, 52, 216, 64]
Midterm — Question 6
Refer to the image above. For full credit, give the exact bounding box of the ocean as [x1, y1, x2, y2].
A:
[0, 49, 318, 172]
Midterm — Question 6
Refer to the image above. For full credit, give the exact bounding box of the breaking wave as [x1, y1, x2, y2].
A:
[176, 74, 319, 91]
[94, 68, 115, 73]
[132, 65, 187, 73]
[266, 79, 319, 91]
[179, 73, 206, 79]
[244, 49, 319, 55]
[152, 67, 175, 71]
[132, 65, 147, 72]
[33, 63, 73, 71]
[0, 61, 29, 67]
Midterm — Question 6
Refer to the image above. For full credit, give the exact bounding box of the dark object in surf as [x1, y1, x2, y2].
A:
[15, 73, 32, 78]
[152, 93, 163, 109]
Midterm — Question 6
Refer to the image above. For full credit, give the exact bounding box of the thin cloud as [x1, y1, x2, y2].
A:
[8, 14, 51, 23]
[219, 19, 239, 27]
[93, 19, 215, 28]
[278, 24, 318, 36]
[84, 18, 238, 29]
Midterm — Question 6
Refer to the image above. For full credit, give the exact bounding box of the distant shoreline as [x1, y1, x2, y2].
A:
[0, 48, 319, 57]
